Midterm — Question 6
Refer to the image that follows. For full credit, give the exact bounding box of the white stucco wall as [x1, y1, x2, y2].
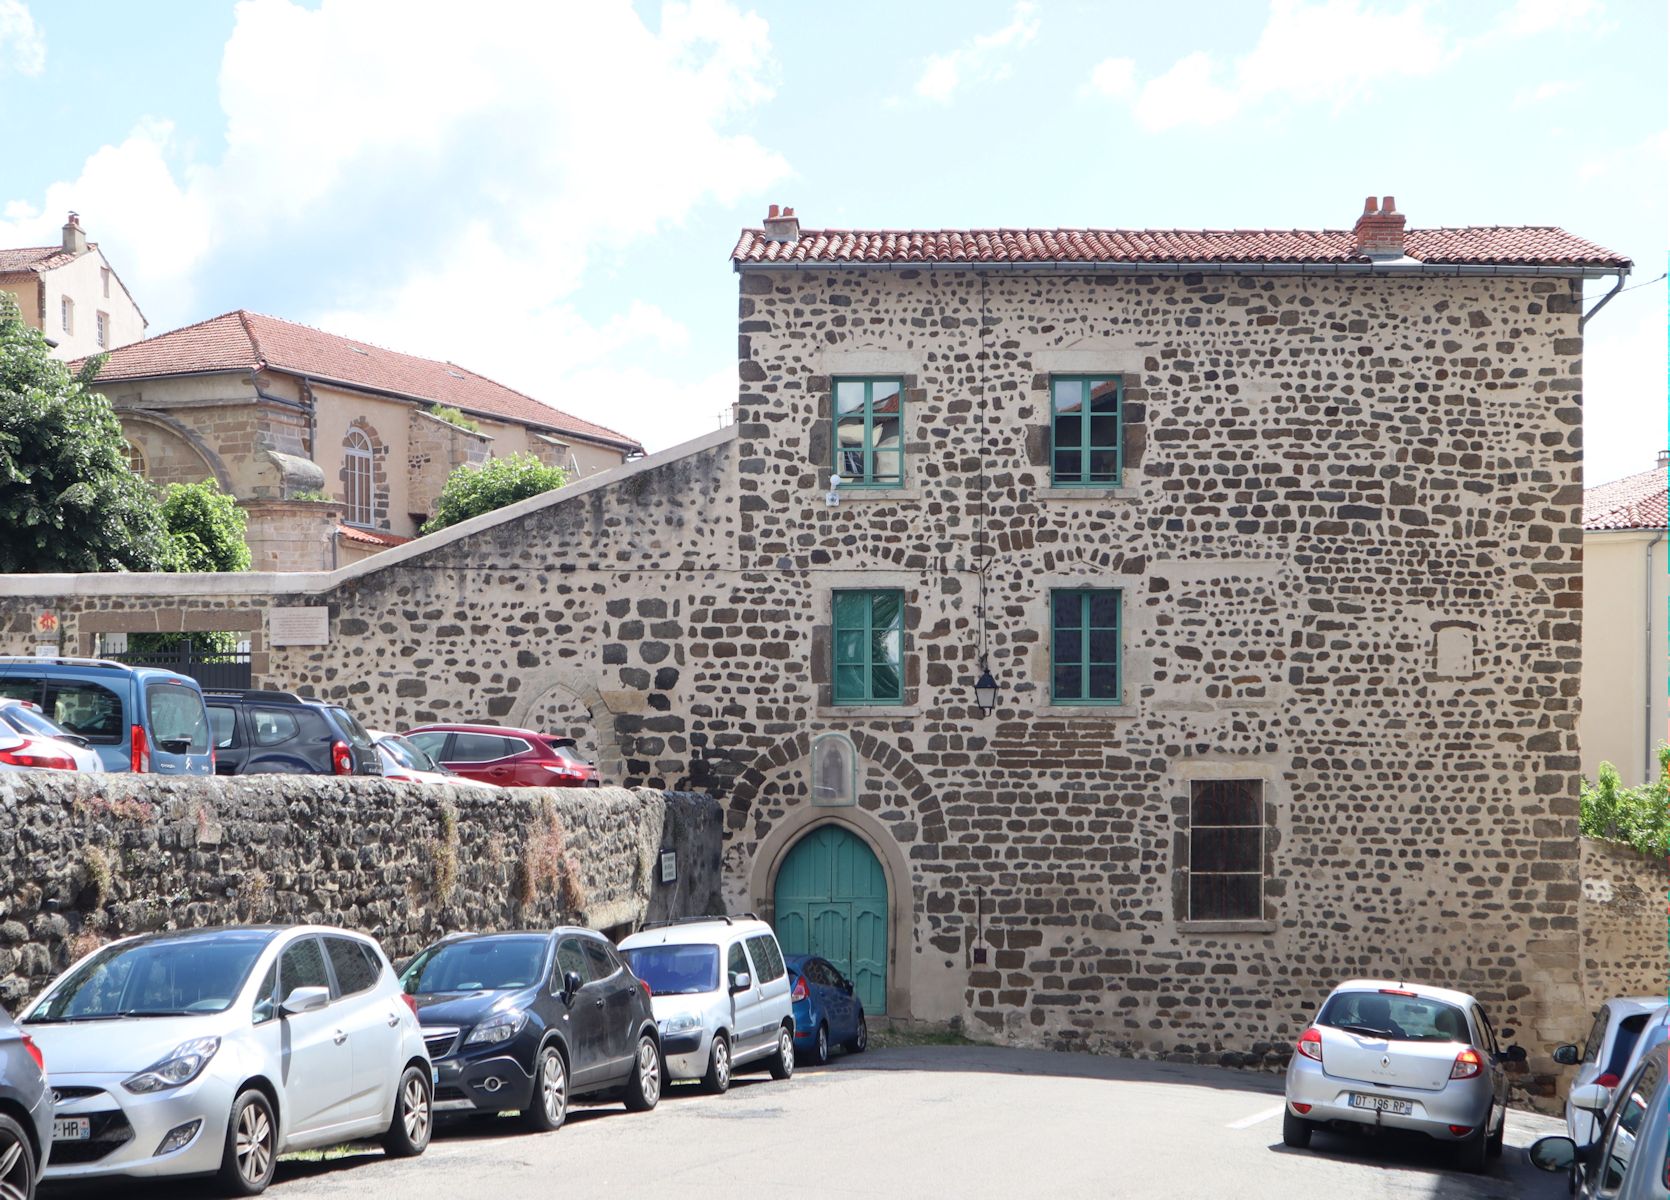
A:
[1580, 529, 1669, 783]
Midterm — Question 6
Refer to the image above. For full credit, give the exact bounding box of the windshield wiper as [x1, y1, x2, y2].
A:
[1336, 1023, 1397, 1039]
[116, 1009, 193, 1017]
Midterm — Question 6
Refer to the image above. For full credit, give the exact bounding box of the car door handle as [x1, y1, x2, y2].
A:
[386, 1013, 400, 1027]
[593, 999, 605, 1009]
[333, 1029, 348, 1045]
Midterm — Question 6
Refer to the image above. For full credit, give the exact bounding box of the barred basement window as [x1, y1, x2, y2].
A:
[1050, 376, 1122, 486]
[1188, 780, 1264, 921]
[832, 589, 904, 705]
[833, 378, 904, 486]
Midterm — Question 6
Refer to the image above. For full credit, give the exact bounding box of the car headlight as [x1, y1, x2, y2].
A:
[464, 1010, 527, 1046]
[123, 1037, 221, 1094]
[658, 1012, 701, 1035]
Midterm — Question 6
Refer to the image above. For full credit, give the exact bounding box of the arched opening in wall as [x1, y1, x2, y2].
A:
[513, 678, 609, 778]
[773, 824, 889, 1014]
[123, 440, 146, 477]
[343, 429, 375, 527]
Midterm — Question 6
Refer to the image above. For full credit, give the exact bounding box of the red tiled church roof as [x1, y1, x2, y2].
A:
[83, 310, 644, 454]
[1585, 465, 1669, 532]
[337, 524, 414, 548]
[732, 226, 1631, 268]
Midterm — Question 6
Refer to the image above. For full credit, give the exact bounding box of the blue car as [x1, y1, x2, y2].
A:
[0, 657, 213, 775]
[785, 954, 868, 1065]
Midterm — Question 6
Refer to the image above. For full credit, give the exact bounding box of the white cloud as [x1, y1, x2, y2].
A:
[0, 0, 43, 75]
[0, 0, 787, 453]
[1496, 0, 1598, 37]
[1082, 56, 1136, 100]
[913, 2, 1040, 104]
[1511, 79, 1576, 108]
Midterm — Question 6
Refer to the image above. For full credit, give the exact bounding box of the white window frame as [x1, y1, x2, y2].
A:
[95, 310, 109, 349]
[60, 296, 73, 334]
[343, 429, 375, 526]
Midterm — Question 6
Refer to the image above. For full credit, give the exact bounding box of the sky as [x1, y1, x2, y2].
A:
[0, 0, 1663, 481]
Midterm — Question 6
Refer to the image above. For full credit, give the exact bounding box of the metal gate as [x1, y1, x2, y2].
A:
[112, 641, 252, 691]
[774, 825, 889, 1014]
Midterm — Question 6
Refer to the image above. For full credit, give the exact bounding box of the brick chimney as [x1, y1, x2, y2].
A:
[61, 212, 87, 255]
[1352, 195, 1405, 258]
[762, 203, 800, 243]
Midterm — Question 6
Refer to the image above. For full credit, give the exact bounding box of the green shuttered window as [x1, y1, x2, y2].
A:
[833, 589, 904, 705]
[834, 378, 905, 486]
[1050, 589, 1121, 704]
[1050, 376, 1122, 487]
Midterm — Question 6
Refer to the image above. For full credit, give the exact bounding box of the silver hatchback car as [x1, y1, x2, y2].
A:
[1284, 979, 1525, 1172]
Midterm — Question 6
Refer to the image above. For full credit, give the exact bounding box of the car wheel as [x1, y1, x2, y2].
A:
[520, 1045, 568, 1133]
[768, 1025, 796, 1081]
[0, 1113, 36, 1200]
[622, 1035, 661, 1112]
[848, 1015, 868, 1054]
[382, 1065, 433, 1158]
[807, 1023, 829, 1066]
[217, 1089, 277, 1196]
[1485, 1106, 1504, 1159]
[1281, 1109, 1312, 1149]
[702, 1033, 731, 1095]
[1455, 1127, 1488, 1174]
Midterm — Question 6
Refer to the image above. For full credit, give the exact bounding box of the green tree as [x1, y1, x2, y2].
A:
[159, 480, 251, 573]
[0, 297, 169, 571]
[1581, 744, 1670, 857]
[422, 453, 569, 533]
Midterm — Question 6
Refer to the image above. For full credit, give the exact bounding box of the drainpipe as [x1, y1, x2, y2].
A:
[1647, 531, 1664, 782]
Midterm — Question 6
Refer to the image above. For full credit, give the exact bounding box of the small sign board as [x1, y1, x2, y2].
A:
[659, 850, 678, 884]
[33, 644, 58, 658]
[269, 606, 330, 647]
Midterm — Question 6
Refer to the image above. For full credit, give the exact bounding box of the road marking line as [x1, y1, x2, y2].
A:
[1227, 1103, 1286, 1129]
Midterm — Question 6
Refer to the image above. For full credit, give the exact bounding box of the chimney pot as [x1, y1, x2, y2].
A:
[61, 212, 87, 255]
[761, 203, 801, 244]
[767, 203, 780, 219]
[1363, 196, 1377, 214]
[1657, 448, 1669, 469]
[1381, 195, 1397, 213]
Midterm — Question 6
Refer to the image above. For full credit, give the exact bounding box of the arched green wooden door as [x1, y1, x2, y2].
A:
[773, 826, 888, 1014]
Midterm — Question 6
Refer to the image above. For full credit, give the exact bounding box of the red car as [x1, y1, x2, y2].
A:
[401, 723, 599, 788]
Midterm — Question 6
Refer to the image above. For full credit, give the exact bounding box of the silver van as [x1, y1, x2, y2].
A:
[619, 916, 795, 1094]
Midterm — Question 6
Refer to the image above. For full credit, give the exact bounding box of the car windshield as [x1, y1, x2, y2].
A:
[401, 936, 547, 994]
[1318, 990, 1471, 1043]
[622, 944, 720, 996]
[1, 703, 76, 741]
[25, 931, 275, 1021]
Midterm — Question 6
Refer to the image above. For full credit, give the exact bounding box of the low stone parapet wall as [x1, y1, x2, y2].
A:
[1579, 835, 1667, 1007]
[0, 773, 722, 1007]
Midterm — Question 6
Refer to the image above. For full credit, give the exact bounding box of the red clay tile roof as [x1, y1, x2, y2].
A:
[731, 226, 1630, 268]
[337, 524, 414, 547]
[0, 245, 78, 275]
[83, 310, 643, 454]
[1585, 465, 1668, 531]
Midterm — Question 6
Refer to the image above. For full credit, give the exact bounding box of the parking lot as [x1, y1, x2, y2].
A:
[44, 1043, 1570, 1200]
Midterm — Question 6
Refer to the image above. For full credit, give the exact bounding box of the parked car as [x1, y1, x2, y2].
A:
[1530, 1040, 1670, 1199]
[22, 925, 432, 1195]
[618, 916, 795, 1094]
[400, 928, 661, 1131]
[1554, 998, 1669, 1150]
[1282, 979, 1525, 1173]
[784, 954, 868, 1065]
[0, 1002, 51, 1200]
[368, 730, 489, 788]
[401, 724, 598, 788]
[204, 690, 381, 776]
[0, 698, 105, 773]
[0, 657, 211, 775]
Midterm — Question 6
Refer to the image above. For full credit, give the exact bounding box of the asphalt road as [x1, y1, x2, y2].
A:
[43, 1044, 1569, 1200]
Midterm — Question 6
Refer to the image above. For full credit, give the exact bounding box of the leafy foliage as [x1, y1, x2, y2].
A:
[160, 480, 251, 573]
[1581, 744, 1670, 857]
[422, 453, 569, 534]
[0, 298, 170, 571]
[429, 404, 480, 433]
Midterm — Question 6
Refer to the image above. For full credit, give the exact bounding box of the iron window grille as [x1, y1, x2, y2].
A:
[1187, 779, 1264, 921]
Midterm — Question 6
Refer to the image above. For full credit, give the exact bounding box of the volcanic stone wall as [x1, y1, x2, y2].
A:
[1579, 836, 1668, 1005]
[0, 773, 722, 1007]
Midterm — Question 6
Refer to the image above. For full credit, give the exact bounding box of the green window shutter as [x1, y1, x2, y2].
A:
[833, 589, 905, 704]
[1050, 376, 1122, 487]
[833, 378, 905, 486]
[1050, 589, 1121, 703]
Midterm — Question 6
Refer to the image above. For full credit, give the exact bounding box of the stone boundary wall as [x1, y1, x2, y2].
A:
[0, 774, 722, 1007]
[1580, 835, 1668, 1005]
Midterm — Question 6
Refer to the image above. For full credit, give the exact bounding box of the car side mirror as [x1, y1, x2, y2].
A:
[1569, 1082, 1613, 1115]
[279, 986, 330, 1016]
[562, 970, 583, 1000]
[1528, 1135, 1577, 1173]
[158, 737, 193, 755]
[729, 972, 751, 994]
[1551, 1043, 1580, 1066]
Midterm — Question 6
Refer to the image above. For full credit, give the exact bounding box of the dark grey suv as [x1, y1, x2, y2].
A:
[0, 1002, 51, 1200]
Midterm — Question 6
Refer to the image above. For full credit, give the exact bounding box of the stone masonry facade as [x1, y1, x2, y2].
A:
[1578, 836, 1668, 1006]
[0, 259, 1604, 1096]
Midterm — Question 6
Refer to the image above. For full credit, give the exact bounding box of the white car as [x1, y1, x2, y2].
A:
[618, 916, 796, 1094]
[0, 698, 105, 772]
[23, 925, 433, 1195]
[1554, 998, 1669, 1150]
[367, 730, 486, 787]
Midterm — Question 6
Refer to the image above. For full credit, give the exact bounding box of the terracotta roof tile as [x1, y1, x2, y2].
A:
[1585, 465, 1668, 531]
[731, 226, 1630, 269]
[337, 524, 414, 547]
[83, 310, 643, 454]
[0, 245, 79, 275]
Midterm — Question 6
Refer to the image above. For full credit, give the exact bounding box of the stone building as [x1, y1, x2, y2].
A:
[0, 197, 1633, 1093]
[0, 213, 147, 359]
[1579, 451, 1668, 783]
[88, 310, 644, 570]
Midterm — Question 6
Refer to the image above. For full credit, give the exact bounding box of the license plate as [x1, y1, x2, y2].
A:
[53, 1117, 90, 1142]
[1349, 1093, 1413, 1116]
[432, 1065, 440, 1087]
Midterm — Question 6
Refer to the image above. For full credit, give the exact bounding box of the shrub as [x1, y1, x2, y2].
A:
[429, 405, 480, 433]
[1581, 744, 1670, 857]
[422, 453, 569, 533]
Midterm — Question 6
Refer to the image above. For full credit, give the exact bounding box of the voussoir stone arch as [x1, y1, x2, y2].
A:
[725, 729, 946, 844]
[117, 409, 234, 492]
[507, 672, 619, 778]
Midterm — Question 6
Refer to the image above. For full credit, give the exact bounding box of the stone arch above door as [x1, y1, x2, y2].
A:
[507, 672, 617, 777]
[119, 411, 233, 492]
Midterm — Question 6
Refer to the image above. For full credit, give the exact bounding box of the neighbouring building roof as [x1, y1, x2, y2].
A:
[84, 310, 644, 454]
[0, 245, 80, 275]
[337, 524, 414, 548]
[1585, 465, 1669, 532]
[731, 226, 1631, 268]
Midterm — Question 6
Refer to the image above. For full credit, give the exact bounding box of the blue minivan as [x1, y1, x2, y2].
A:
[0, 657, 213, 774]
